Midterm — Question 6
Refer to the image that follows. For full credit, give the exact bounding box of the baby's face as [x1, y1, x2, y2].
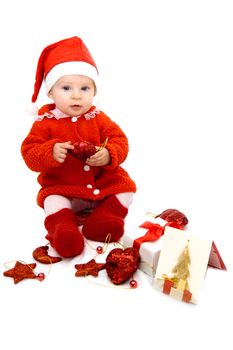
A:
[48, 75, 95, 117]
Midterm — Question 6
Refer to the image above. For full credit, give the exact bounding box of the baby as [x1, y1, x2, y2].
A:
[21, 36, 136, 257]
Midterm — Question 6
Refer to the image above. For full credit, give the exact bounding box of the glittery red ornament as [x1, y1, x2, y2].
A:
[155, 209, 188, 228]
[70, 141, 96, 160]
[106, 247, 140, 285]
[3, 261, 37, 284]
[33, 245, 62, 264]
[75, 259, 106, 277]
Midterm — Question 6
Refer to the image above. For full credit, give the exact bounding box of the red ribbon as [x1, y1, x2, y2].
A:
[133, 221, 183, 251]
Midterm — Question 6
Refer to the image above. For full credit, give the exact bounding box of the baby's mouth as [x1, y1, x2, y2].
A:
[71, 104, 82, 109]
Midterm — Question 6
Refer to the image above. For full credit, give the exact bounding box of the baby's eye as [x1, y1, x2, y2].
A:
[81, 86, 90, 91]
[62, 86, 71, 91]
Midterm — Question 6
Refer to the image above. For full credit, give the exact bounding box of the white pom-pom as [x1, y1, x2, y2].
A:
[25, 103, 38, 117]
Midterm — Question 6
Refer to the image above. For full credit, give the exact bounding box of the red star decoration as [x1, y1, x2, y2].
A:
[75, 259, 106, 277]
[3, 261, 37, 284]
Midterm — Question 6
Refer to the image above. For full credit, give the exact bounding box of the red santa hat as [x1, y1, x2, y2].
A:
[31, 36, 98, 103]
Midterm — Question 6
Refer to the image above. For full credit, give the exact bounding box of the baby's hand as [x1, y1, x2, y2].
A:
[86, 148, 110, 166]
[53, 141, 74, 163]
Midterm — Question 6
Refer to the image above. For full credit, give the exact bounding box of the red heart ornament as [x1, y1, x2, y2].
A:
[106, 247, 140, 285]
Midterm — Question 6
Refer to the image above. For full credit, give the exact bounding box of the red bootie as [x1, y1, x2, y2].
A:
[44, 208, 84, 258]
[82, 195, 128, 242]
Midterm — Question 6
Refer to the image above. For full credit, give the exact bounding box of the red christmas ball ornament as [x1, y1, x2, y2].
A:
[130, 279, 138, 289]
[96, 246, 103, 254]
[37, 272, 45, 281]
[70, 141, 96, 160]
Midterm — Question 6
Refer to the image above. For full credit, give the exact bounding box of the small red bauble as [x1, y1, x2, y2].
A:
[130, 279, 138, 289]
[37, 272, 45, 281]
[70, 141, 96, 160]
[96, 246, 103, 254]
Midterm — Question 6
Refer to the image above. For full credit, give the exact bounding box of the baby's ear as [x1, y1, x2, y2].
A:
[47, 89, 53, 99]
[93, 82, 97, 95]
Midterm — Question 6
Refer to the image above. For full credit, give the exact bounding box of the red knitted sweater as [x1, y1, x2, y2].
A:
[21, 105, 136, 208]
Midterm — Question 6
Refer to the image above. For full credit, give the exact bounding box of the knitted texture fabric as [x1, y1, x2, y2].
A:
[21, 105, 136, 208]
[82, 195, 128, 242]
[44, 208, 84, 257]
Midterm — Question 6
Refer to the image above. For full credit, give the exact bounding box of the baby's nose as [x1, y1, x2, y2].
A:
[72, 88, 81, 99]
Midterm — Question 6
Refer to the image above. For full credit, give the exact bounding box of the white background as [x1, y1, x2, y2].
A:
[0, 1, 232, 349]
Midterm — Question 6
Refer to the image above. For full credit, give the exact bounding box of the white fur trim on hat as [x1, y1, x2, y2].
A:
[45, 61, 98, 93]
